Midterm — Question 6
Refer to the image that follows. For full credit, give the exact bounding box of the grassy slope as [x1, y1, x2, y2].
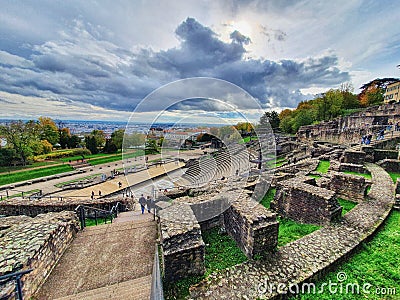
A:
[294, 211, 400, 300]
[0, 165, 74, 186]
[316, 160, 330, 173]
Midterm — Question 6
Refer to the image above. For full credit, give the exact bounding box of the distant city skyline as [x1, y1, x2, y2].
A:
[1, 0, 399, 122]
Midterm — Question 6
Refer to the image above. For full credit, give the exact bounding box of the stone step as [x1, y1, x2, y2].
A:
[54, 275, 151, 300]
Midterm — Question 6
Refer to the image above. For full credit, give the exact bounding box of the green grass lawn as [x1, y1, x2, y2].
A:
[343, 171, 372, 180]
[85, 218, 108, 227]
[0, 160, 58, 174]
[0, 164, 74, 186]
[387, 172, 400, 184]
[316, 160, 330, 173]
[59, 152, 117, 162]
[338, 198, 357, 215]
[293, 210, 400, 300]
[164, 227, 248, 300]
[89, 149, 144, 165]
[277, 218, 321, 247]
[261, 188, 276, 208]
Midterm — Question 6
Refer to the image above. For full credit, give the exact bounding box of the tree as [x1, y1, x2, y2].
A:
[0, 120, 39, 165]
[124, 132, 146, 148]
[0, 148, 18, 166]
[38, 117, 59, 145]
[103, 139, 118, 153]
[145, 139, 159, 154]
[358, 78, 397, 107]
[259, 111, 280, 129]
[90, 130, 106, 147]
[67, 135, 81, 148]
[59, 128, 71, 149]
[340, 83, 359, 109]
[85, 136, 99, 154]
[111, 129, 124, 149]
[41, 140, 53, 154]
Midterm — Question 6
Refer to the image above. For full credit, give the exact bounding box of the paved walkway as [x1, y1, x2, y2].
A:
[190, 163, 395, 299]
[61, 161, 184, 198]
[35, 215, 157, 300]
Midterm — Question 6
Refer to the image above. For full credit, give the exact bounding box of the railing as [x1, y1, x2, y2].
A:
[0, 269, 32, 300]
[150, 244, 164, 300]
[74, 202, 124, 229]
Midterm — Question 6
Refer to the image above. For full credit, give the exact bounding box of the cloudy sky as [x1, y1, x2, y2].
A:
[0, 0, 399, 123]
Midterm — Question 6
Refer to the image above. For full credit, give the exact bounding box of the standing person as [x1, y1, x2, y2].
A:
[91, 191, 95, 200]
[139, 194, 146, 214]
[98, 190, 102, 197]
[146, 196, 153, 213]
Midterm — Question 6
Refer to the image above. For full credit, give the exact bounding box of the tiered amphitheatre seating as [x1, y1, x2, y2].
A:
[175, 144, 252, 187]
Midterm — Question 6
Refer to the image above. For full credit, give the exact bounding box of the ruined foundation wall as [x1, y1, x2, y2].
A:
[0, 212, 79, 299]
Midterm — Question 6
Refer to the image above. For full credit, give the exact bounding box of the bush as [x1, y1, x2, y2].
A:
[33, 148, 91, 161]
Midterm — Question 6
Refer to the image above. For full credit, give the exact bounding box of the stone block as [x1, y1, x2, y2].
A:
[159, 203, 205, 282]
[223, 196, 278, 258]
[272, 179, 342, 225]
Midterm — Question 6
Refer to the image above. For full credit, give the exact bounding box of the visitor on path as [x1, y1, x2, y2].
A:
[146, 196, 153, 213]
[118, 181, 122, 188]
[98, 190, 102, 197]
[139, 194, 146, 214]
[91, 191, 95, 200]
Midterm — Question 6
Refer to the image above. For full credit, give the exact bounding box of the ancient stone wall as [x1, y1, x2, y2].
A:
[223, 197, 278, 258]
[0, 212, 79, 299]
[0, 197, 124, 217]
[271, 179, 342, 225]
[338, 163, 368, 174]
[158, 203, 205, 282]
[325, 172, 369, 202]
[373, 149, 398, 161]
[340, 150, 366, 164]
[377, 159, 400, 173]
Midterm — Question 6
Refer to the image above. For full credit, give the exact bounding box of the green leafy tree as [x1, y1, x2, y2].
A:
[59, 128, 71, 148]
[0, 120, 39, 165]
[38, 117, 59, 145]
[103, 139, 118, 153]
[0, 148, 18, 166]
[145, 139, 159, 154]
[85, 136, 99, 154]
[259, 111, 280, 129]
[111, 129, 124, 149]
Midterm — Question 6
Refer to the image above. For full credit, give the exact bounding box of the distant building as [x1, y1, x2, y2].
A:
[384, 81, 400, 103]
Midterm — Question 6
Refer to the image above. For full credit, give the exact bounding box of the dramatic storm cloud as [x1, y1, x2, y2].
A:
[0, 0, 399, 121]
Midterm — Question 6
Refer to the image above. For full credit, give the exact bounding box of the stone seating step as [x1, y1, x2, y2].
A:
[54, 275, 151, 300]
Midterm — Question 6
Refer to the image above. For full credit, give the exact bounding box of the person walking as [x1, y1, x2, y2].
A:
[139, 194, 146, 214]
[146, 196, 153, 213]
[91, 191, 95, 200]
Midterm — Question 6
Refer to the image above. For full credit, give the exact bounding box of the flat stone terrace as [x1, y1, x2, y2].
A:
[190, 163, 395, 299]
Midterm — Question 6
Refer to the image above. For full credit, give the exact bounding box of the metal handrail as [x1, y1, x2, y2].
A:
[0, 269, 33, 300]
[74, 202, 124, 229]
[150, 244, 164, 300]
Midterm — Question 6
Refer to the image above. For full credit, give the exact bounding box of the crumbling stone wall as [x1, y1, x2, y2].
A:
[0, 197, 124, 217]
[271, 179, 342, 225]
[378, 159, 400, 173]
[338, 163, 368, 174]
[340, 150, 366, 164]
[158, 203, 205, 282]
[223, 197, 278, 258]
[325, 172, 369, 202]
[0, 211, 79, 299]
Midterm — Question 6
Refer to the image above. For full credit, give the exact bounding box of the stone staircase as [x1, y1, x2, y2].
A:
[54, 276, 151, 300]
[34, 213, 156, 300]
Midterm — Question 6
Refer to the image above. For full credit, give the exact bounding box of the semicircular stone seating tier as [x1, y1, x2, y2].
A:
[189, 163, 395, 299]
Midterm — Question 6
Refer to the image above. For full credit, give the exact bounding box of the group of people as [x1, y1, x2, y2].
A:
[138, 194, 154, 214]
[361, 134, 374, 145]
